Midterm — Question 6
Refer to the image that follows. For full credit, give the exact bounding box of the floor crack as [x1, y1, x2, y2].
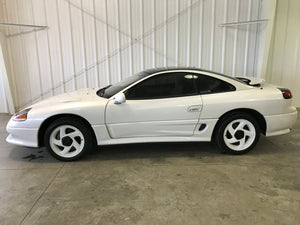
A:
[18, 163, 65, 225]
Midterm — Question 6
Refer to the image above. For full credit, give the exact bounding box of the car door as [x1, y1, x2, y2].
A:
[105, 72, 203, 138]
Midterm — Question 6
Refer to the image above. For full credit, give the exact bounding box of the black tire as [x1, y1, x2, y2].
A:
[44, 117, 95, 161]
[215, 113, 260, 155]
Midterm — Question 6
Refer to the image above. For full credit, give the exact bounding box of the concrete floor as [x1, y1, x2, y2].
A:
[0, 113, 299, 225]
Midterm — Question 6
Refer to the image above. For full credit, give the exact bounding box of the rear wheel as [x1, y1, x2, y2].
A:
[215, 113, 260, 154]
[44, 118, 94, 161]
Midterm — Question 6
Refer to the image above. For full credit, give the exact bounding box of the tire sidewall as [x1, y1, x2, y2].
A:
[44, 118, 93, 161]
[216, 113, 260, 154]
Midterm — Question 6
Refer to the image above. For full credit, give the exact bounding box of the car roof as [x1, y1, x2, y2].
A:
[141, 67, 220, 75]
[139, 67, 246, 85]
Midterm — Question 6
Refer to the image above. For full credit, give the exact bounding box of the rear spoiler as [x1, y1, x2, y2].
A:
[236, 77, 264, 88]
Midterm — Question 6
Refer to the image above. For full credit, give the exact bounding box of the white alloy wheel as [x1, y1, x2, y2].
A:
[223, 119, 256, 151]
[49, 125, 85, 158]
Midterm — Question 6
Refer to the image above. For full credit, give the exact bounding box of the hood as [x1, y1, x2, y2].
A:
[26, 88, 108, 115]
[22, 88, 108, 125]
[31, 88, 97, 107]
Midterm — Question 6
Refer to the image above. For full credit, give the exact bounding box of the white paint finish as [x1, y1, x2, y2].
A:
[6, 69, 298, 150]
[265, 0, 300, 106]
[265, 111, 298, 136]
[1, 0, 269, 110]
[106, 95, 202, 138]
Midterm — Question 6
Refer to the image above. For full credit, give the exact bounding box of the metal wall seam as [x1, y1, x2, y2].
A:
[3, 0, 18, 108]
[209, 0, 215, 70]
[232, 0, 240, 76]
[163, 0, 167, 67]
[56, 0, 67, 92]
[116, 0, 122, 80]
[42, 0, 54, 97]
[293, 7, 300, 80]
[279, 2, 290, 84]
[152, 0, 156, 67]
[0, 42, 15, 113]
[3, 0, 270, 110]
[198, 0, 203, 68]
[92, 0, 99, 87]
[128, 0, 134, 75]
[104, 0, 111, 84]
[221, 0, 228, 73]
[30, 0, 42, 101]
[140, 0, 144, 70]
[16, 0, 32, 106]
[175, 0, 179, 67]
[253, 0, 263, 78]
[278, 1, 289, 84]
[80, 0, 88, 87]
[68, 0, 77, 90]
[186, 0, 191, 67]
[243, 0, 252, 76]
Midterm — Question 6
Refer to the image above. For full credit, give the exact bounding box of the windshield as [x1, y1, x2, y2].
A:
[97, 73, 146, 98]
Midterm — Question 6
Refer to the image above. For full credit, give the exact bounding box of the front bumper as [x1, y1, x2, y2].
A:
[6, 118, 39, 148]
[265, 110, 298, 136]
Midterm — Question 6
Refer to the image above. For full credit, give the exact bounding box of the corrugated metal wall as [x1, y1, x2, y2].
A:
[1, 0, 267, 111]
[265, 0, 300, 106]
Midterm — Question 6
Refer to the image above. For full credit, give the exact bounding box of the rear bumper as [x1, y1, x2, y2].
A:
[265, 110, 298, 136]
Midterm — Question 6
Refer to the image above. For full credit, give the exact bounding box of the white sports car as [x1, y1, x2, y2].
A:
[6, 68, 298, 161]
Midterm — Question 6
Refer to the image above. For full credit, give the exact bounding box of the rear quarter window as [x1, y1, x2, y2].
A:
[195, 75, 236, 94]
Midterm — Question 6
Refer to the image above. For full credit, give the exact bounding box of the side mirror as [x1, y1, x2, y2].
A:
[114, 93, 126, 104]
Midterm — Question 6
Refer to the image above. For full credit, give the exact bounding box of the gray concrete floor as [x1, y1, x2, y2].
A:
[0, 113, 299, 225]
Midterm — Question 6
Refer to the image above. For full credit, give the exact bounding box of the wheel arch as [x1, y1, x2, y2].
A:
[38, 114, 97, 147]
[212, 108, 267, 139]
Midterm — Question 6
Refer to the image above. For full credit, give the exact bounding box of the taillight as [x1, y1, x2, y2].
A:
[278, 88, 292, 99]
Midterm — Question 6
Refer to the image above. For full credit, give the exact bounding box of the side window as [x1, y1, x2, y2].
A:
[125, 72, 198, 100]
[195, 75, 236, 94]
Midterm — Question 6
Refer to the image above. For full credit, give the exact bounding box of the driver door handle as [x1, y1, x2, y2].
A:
[187, 105, 202, 112]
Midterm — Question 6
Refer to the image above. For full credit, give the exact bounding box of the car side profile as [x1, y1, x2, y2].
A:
[6, 68, 298, 161]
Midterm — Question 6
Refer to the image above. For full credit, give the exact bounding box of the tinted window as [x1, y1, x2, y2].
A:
[97, 74, 145, 98]
[125, 73, 198, 100]
[195, 75, 236, 94]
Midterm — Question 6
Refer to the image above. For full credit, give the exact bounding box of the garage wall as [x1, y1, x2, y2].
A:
[0, 2, 14, 114]
[0, 43, 8, 113]
[0, 34, 8, 113]
[0, 1, 7, 113]
[264, 0, 300, 107]
[1, 0, 268, 111]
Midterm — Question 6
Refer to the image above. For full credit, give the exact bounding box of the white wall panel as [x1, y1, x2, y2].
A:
[0, 36, 9, 113]
[265, 0, 300, 106]
[1, 0, 269, 110]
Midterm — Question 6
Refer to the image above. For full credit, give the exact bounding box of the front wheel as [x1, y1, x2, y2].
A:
[215, 113, 260, 154]
[44, 118, 94, 161]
